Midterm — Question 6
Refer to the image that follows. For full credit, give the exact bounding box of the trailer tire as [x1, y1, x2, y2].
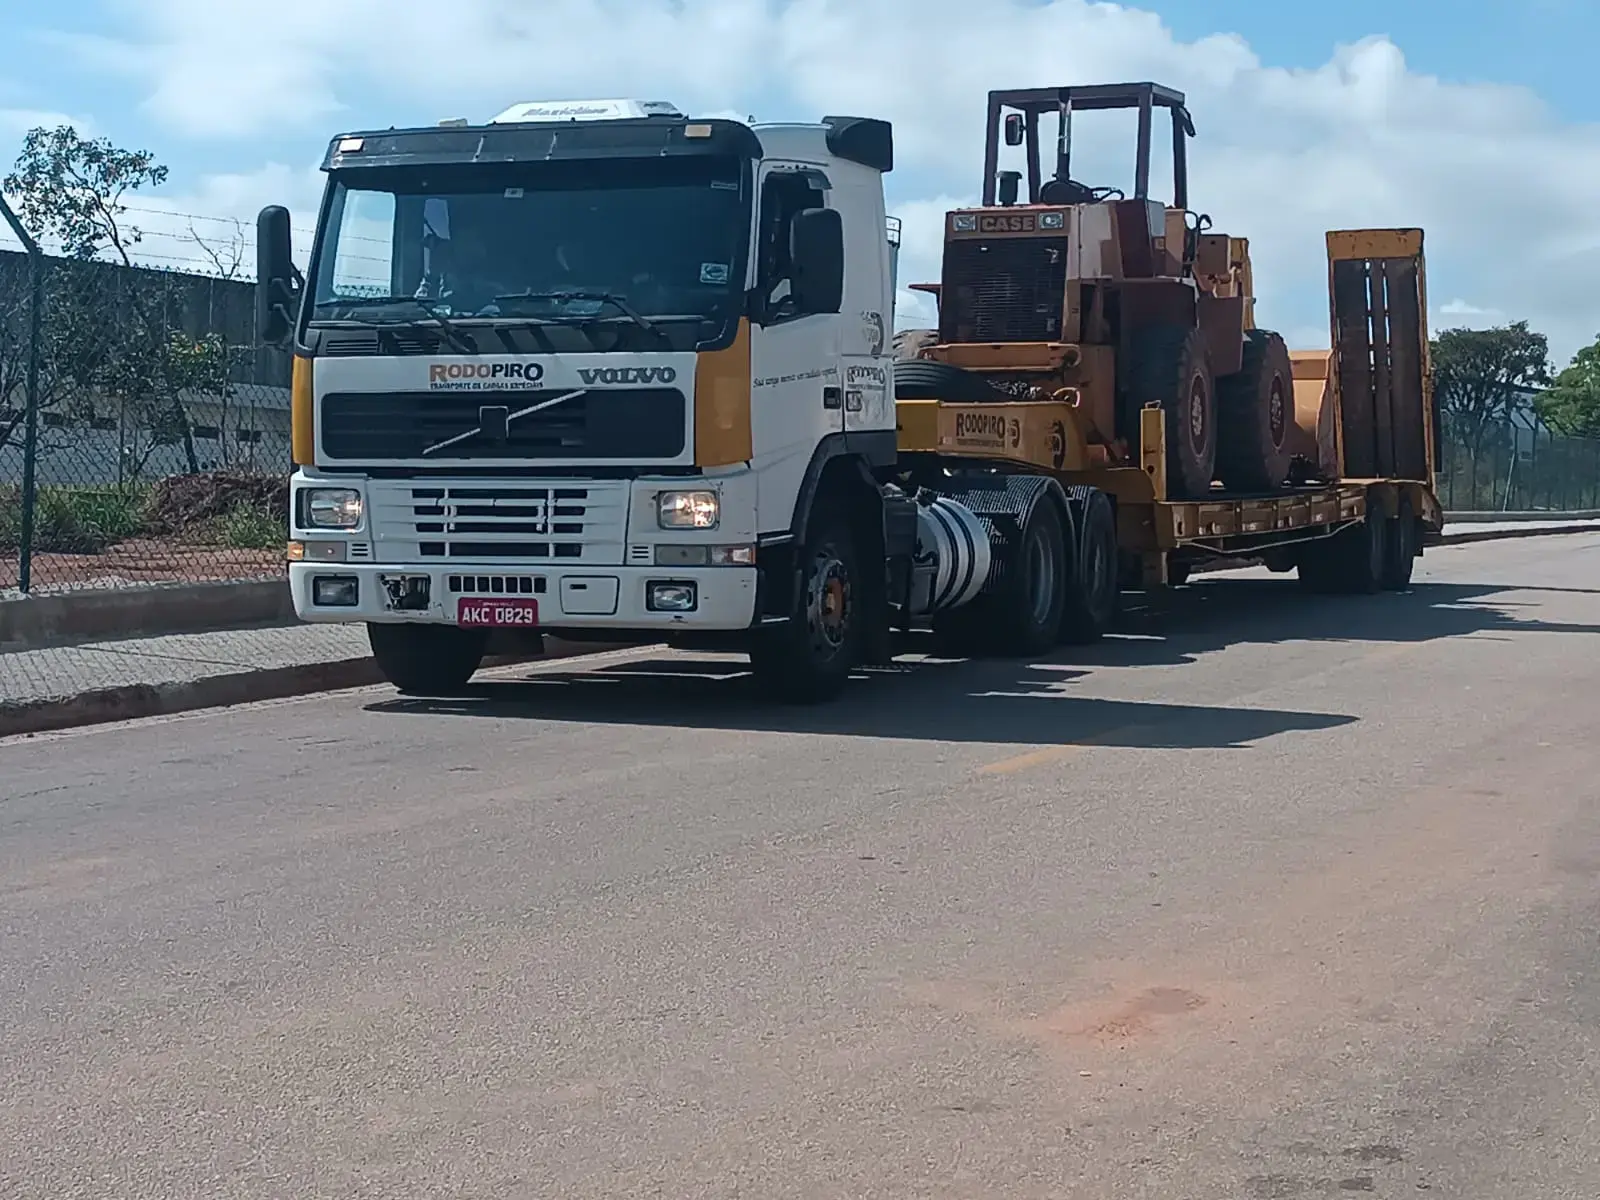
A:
[1382, 492, 1419, 591]
[1215, 328, 1295, 492]
[1127, 324, 1216, 498]
[748, 502, 859, 703]
[1297, 513, 1388, 594]
[893, 359, 1012, 404]
[893, 328, 939, 361]
[367, 622, 488, 696]
[1061, 486, 1120, 643]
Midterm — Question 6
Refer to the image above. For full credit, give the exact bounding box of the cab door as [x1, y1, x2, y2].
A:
[748, 163, 843, 536]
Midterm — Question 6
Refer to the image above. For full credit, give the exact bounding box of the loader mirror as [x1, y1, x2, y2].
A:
[997, 170, 1021, 206]
[256, 205, 298, 346]
[789, 207, 844, 316]
[1003, 113, 1025, 146]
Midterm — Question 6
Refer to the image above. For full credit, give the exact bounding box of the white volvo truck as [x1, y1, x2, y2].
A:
[257, 91, 1439, 703]
[258, 97, 968, 702]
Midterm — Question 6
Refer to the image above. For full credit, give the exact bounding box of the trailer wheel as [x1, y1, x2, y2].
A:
[893, 358, 1013, 403]
[367, 622, 488, 696]
[1381, 492, 1419, 591]
[748, 503, 859, 703]
[1127, 325, 1216, 498]
[1215, 329, 1295, 492]
[1297, 513, 1388, 594]
[893, 328, 939, 361]
[1061, 486, 1120, 642]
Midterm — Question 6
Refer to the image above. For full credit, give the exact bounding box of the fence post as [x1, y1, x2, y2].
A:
[0, 196, 42, 594]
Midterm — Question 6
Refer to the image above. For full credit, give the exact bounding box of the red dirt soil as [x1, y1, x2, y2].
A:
[1, 539, 281, 594]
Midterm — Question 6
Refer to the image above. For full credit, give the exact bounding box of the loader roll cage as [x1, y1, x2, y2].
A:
[982, 82, 1196, 209]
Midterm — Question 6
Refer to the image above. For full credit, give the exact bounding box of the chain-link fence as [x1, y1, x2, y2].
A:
[5, 230, 1600, 596]
[1436, 407, 1600, 513]
[1, 244, 292, 596]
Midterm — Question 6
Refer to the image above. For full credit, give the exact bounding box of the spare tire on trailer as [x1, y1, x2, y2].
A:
[894, 328, 939, 361]
[1125, 324, 1217, 499]
[1215, 328, 1295, 492]
[893, 359, 1013, 403]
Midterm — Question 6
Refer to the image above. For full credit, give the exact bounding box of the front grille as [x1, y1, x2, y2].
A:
[319, 328, 447, 357]
[446, 574, 547, 595]
[939, 236, 1069, 343]
[320, 388, 686, 460]
[367, 479, 628, 564]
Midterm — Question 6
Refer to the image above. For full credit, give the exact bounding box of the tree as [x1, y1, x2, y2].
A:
[1431, 322, 1551, 457]
[3, 125, 202, 473]
[1536, 335, 1600, 438]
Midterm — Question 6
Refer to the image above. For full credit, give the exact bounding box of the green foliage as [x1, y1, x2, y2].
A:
[215, 502, 285, 550]
[2, 125, 168, 263]
[1431, 322, 1551, 451]
[1536, 335, 1600, 438]
[0, 485, 146, 554]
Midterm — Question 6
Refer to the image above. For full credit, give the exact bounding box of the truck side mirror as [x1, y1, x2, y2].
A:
[997, 170, 1021, 206]
[1003, 113, 1025, 147]
[789, 207, 844, 316]
[256, 205, 298, 346]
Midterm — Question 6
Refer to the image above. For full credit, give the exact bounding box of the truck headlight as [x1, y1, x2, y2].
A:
[304, 487, 363, 529]
[657, 489, 718, 529]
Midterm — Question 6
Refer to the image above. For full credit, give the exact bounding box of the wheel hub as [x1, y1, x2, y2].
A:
[810, 554, 851, 651]
[1269, 377, 1286, 444]
[1188, 374, 1208, 448]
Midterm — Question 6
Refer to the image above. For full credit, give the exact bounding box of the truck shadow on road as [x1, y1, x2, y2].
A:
[367, 574, 1598, 748]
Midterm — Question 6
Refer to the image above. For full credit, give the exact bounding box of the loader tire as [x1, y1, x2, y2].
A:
[1127, 324, 1216, 499]
[1215, 328, 1295, 492]
[893, 358, 1012, 404]
[893, 328, 939, 361]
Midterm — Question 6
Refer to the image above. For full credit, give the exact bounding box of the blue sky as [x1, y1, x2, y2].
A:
[2, 0, 1597, 360]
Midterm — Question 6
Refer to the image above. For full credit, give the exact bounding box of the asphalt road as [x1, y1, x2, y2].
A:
[4, 534, 1599, 1199]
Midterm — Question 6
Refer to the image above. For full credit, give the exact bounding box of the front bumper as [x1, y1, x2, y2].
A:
[288, 561, 758, 631]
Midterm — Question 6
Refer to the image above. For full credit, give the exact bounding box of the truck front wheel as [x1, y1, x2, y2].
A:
[367, 622, 488, 696]
[749, 505, 859, 703]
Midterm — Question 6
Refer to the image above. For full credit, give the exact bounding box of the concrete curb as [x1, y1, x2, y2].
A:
[1434, 522, 1600, 545]
[2, 578, 293, 649]
[1445, 510, 1600, 523]
[0, 637, 637, 740]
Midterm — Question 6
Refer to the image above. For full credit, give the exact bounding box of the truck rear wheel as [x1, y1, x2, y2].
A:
[748, 505, 859, 703]
[1215, 329, 1295, 492]
[367, 622, 488, 695]
[933, 496, 1067, 657]
[1061, 486, 1120, 643]
[1127, 325, 1216, 499]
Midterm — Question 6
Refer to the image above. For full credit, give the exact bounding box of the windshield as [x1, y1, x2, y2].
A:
[306, 155, 749, 349]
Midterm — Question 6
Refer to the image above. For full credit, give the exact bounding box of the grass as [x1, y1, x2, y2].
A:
[0, 478, 284, 556]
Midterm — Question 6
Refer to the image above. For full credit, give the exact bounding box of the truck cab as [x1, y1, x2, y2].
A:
[256, 98, 906, 700]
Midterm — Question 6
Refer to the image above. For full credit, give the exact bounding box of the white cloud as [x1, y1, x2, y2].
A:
[51, 0, 1600, 362]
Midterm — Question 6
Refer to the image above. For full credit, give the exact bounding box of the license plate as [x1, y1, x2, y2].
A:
[456, 598, 539, 627]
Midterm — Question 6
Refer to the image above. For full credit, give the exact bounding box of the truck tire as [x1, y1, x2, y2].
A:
[1381, 492, 1419, 591]
[1127, 324, 1216, 499]
[893, 358, 1012, 403]
[1297, 511, 1388, 594]
[932, 496, 1067, 657]
[1061, 486, 1120, 643]
[989, 496, 1070, 655]
[748, 503, 859, 703]
[1215, 329, 1295, 492]
[894, 328, 939, 361]
[367, 622, 488, 695]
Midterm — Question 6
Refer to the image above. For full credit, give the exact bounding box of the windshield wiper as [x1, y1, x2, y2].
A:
[492, 290, 659, 336]
[317, 295, 477, 354]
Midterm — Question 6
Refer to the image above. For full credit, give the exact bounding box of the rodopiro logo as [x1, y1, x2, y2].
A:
[427, 361, 546, 391]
